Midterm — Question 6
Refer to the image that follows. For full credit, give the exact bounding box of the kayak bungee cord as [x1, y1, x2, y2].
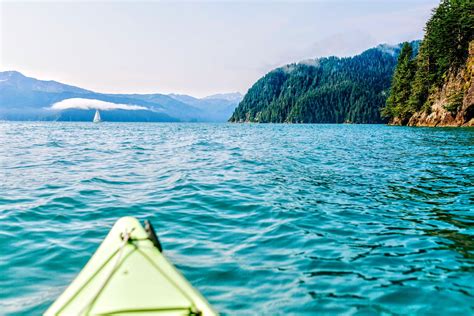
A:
[46, 217, 215, 316]
[80, 228, 135, 315]
[54, 244, 125, 314]
[62, 226, 201, 315]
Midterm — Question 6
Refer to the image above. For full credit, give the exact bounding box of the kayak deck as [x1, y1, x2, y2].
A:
[45, 217, 216, 315]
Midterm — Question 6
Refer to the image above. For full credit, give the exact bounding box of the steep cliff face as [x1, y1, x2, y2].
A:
[404, 41, 473, 127]
[384, 0, 473, 127]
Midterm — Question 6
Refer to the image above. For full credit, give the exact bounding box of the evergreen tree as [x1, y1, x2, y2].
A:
[382, 43, 416, 121]
[383, 0, 474, 122]
[229, 43, 415, 124]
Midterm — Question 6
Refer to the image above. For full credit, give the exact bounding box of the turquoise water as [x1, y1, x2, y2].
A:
[0, 122, 473, 315]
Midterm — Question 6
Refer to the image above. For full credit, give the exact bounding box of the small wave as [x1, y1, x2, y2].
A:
[1, 123, 473, 315]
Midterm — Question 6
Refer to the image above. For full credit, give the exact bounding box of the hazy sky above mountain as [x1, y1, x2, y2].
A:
[1, 0, 438, 97]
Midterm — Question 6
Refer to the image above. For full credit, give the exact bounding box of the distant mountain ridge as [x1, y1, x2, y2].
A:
[0, 71, 90, 94]
[203, 92, 243, 102]
[0, 71, 242, 122]
[230, 41, 420, 124]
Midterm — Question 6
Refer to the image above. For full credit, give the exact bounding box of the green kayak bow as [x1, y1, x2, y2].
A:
[45, 217, 217, 316]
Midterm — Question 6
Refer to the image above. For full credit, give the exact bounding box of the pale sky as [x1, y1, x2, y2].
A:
[0, 0, 438, 97]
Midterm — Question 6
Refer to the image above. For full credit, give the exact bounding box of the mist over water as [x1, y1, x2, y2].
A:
[0, 122, 473, 315]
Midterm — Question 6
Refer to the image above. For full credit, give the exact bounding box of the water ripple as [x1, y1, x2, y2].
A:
[0, 122, 473, 315]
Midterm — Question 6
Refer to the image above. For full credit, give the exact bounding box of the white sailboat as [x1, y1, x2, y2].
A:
[93, 109, 102, 123]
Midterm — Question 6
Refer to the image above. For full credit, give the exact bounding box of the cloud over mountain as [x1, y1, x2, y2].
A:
[51, 98, 148, 111]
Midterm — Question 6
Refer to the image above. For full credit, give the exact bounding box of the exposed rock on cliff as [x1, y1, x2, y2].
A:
[384, 0, 473, 127]
[405, 41, 473, 127]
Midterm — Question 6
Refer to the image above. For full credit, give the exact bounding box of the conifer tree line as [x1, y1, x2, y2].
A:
[382, 0, 473, 122]
[229, 46, 408, 123]
[230, 0, 473, 124]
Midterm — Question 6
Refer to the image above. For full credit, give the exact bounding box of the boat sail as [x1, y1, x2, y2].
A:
[93, 109, 102, 123]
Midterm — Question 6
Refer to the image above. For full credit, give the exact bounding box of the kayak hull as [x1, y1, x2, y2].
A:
[45, 217, 216, 316]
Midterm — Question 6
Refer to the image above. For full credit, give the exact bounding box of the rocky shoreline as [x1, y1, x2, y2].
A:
[390, 41, 473, 127]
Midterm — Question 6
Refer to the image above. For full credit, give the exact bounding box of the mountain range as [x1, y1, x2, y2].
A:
[0, 71, 242, 122]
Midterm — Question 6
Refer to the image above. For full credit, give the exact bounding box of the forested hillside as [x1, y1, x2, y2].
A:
[382, 0, 473, 126]
[229, 43, 418, 123]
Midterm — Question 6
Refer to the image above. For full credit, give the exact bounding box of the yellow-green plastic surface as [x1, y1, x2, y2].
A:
[44, 217, 217, 315]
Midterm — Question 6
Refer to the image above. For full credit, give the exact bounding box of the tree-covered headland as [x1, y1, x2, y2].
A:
[383, 0, 473, 126]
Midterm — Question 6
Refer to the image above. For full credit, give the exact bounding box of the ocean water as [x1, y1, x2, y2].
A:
[0, 122, 473, 315]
